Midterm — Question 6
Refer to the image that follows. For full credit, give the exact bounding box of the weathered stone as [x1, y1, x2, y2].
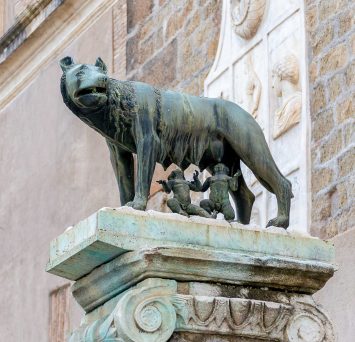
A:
[338, 8, 354, 36]
[72, 246, 334, 313]
[46, 207, 334, 281]
[139, 38, 177, 87]
[307, 0, 354, 241]
[328, 72, 344, 101]
[126, 35, 139, 73]
[318, 0, 343, 22]
[312, 108, 334, 142]
[68, 277, 335, 342]
[308, 61, 318, 83]
[312, 167, 334, 194]
[343, 121, 355, 146]
[311, 82, 326, 114]
[345, 59, 355, 87]
[312, 194, 332, 222]
[127, 0, 154, 32]
[319, 130, 342, 163]
[305, 5, 318, 32]
[337, 206, 355, 233]
[319, 43, 348, 76]
[336, 181, 349, 208]
[315, 228, 355, 340]
[338, 148, 355, 178]
[46, 203, 336, 342]
[311, 22, 334, 56]
[166, 12, 185, 40]
[185, 11, 200, 36]
[336, 97, 353, 123]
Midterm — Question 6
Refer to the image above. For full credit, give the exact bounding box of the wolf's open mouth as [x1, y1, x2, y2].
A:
[76, 87, 106, 97]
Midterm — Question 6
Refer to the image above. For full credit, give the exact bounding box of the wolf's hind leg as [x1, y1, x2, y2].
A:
[265, 176, 292, 229]
[230, 174, 255, 224]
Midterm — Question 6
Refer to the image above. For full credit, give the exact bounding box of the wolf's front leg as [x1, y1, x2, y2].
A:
[106, 140, 135, 206]
[127, 136, 158, 210]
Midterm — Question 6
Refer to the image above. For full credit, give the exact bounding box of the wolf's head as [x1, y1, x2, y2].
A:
[60, 56, 108, 111]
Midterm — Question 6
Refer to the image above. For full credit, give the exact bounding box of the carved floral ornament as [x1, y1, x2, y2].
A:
[69, 279, 335, 342]
[231, 0, 267, 39]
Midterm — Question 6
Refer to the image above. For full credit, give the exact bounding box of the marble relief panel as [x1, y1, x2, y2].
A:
[267, 168, 301, 229]
[230, 0, 266, 40]
[206, 0, 308, 230]
[249, 189, 263, 226]
[206, 70, 230, 99]
[233, 43, 263, 123]
[268, 12, 302, 167]
[267, 0, 300, 21]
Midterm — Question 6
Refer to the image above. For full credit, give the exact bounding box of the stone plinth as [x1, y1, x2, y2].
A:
[46, 207, 336, 341]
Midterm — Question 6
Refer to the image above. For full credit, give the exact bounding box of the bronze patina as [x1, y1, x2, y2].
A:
[60, 56, 293, 228]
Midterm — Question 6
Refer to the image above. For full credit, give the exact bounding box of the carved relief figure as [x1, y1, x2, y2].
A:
[272, 53, 302, 139]
[157, 169, 212, 218]
[243, 55, 261, 118]
[231, 0, 266, 39]
[198, 164, 242, 221]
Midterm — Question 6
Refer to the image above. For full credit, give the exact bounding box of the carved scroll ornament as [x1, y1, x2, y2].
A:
[69, 279, 335, 342]
[231, 0, 266, 39]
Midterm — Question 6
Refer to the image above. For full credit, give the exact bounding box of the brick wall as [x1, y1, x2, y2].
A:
[126, 0, 221, 94]
[306, 0, 354, 238]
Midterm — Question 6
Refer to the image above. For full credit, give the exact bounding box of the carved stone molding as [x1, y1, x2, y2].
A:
[0, 0, 119, 109]
[172, 294, 293, 340]
[0, 0, 64, 63]
[231, 0, 266, 39]
[69, 279, 335, 342]
[71, 247, 334, 313]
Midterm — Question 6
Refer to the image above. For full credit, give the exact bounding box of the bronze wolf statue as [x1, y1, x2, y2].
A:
[60, 56, 293, 228]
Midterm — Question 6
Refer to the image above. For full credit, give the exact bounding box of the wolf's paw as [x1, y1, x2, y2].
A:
[266, 216, 289, 229]
[126, 198, 147, 211]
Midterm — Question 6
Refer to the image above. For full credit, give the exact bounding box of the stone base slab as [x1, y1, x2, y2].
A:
[46, 207, 334, 281]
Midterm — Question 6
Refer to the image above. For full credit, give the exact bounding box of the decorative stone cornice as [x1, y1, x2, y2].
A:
[71, 247, 334, 313]
[0, 0, 118, 110]
[0, 0, 64, 63]
[69, 278, 335, 342]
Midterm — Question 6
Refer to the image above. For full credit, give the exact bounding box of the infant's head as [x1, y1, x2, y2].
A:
[168, 169, 185, 180]
[213, 163, 229, 175]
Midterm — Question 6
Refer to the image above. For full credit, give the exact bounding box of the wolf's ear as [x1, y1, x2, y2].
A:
[60, 56, 75, 72]
[95, 57, 108, 73]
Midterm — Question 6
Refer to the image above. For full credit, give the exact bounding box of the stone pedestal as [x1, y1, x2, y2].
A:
[46, 207, 336, 341]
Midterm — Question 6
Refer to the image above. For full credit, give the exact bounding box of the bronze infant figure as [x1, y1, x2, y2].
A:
[59, 56, 293, 228]
[157, 169, 211, 218]
[197, 163, 241, 221]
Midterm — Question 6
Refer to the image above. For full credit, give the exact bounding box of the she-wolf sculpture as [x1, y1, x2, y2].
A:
[59, 56, 293, 228]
